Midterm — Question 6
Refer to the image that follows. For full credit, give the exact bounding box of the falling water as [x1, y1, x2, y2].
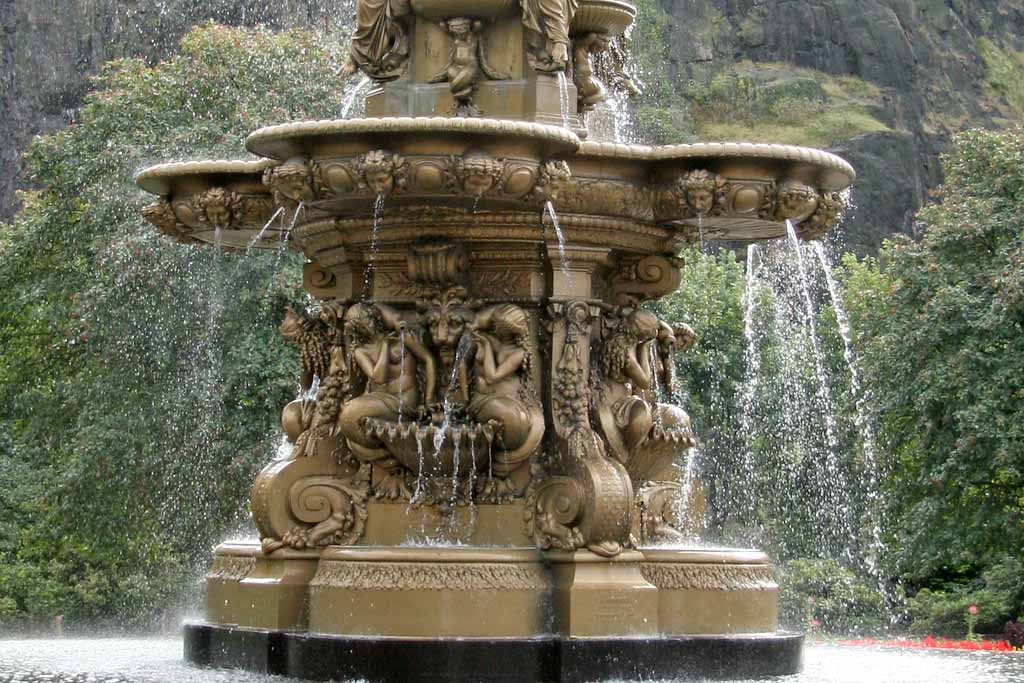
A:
[361, 194, 385, 301]
[544, 201, 570, 281]
[430, 332, 472, 503]
[674, 448, 698, 536]
[813, 241, 887, 588]
[451, 438, 461, 499]
[735, 235, 855, 557]
[648, 344, 664, 431]
[412, 429, 427, 502]
[786, 221, 839, 450]
[265, 202, 302, 296]
[246, 206, 284, 253]
[341, 75, 371, 118]
[556, 71, 571, 128]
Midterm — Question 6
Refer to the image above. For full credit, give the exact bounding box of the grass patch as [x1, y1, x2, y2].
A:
[687, 61, 891, 146]
[978, 37, 1024, 117]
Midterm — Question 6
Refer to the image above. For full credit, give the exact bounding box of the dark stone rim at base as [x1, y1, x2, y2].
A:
[184, 621, 803, 682]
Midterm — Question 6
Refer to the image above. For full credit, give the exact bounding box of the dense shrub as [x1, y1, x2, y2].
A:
[778, 559, 889, 635]
[0, 23, 351, 625]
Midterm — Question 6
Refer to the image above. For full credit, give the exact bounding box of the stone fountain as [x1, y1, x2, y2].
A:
[136, 1, 854, 680]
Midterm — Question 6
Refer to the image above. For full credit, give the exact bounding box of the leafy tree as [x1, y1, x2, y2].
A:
[0, 24, 352, 624]
[841, 127, 1024, 589]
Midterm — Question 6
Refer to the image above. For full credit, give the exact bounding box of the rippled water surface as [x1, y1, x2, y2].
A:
[0, 639, 1022, 682]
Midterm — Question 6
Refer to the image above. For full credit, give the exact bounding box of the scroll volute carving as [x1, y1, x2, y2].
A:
[607, 254, 682, 307]
[252, 449, 371, 554]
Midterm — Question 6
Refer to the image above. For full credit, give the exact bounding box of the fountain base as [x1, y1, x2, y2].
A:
[192, 542, 800, 680]
[184, 624, 803, 681]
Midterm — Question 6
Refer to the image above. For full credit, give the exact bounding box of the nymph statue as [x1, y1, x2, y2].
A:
[596, 309, 696, 483]
[468, 304, 545, 489]
[596, 309, 660, 458]
[338, 303, 437, 467]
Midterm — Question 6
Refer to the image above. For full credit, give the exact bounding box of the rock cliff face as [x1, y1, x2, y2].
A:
[635, 0, 1024, 251]
[0, 0, 336, 220]
[3, 0, 1023, 250]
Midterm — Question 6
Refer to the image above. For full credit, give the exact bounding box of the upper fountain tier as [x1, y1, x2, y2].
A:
[136, 0, 856, 250]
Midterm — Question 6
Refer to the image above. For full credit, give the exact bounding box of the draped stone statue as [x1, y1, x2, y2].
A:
[519, 0, 579, 71]
[341, 0, 412, 81]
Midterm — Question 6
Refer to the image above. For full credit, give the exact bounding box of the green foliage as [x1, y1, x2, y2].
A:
[977, 38, 1024, 118]
[0, 23, 352, 625]
[906, 557, 1024, 637]
[651, 248, 746, 534]
[778, 558, 889, 635]
[840, 126, 1024, 593]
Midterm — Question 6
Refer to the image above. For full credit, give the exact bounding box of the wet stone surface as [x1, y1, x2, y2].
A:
[1, 638, 1024, 682]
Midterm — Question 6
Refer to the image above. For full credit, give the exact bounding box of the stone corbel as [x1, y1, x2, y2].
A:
[606, 253, 682, 307]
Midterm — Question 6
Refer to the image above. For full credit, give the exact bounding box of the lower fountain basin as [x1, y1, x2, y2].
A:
[183, 624, 803, 682]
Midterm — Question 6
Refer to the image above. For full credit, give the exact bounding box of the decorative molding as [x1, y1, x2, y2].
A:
[640, 563, 777, 592]
[311, 560, 548, 591]
[207, 555, 255, 582]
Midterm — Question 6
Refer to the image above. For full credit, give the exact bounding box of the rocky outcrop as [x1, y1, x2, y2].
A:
[0, 0, 335, 219]
[642, 0, 1024, 250]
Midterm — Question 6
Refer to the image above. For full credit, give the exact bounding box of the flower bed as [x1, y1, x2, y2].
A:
[836, 636, 1022, 653]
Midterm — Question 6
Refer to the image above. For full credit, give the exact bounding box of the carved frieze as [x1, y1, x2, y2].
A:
[311, 560, 548, 591]
[639, 563, 777, 591]
[207, 555, 255, 582]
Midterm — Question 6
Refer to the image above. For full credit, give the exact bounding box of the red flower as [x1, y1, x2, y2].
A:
[968, 605, 979, 615]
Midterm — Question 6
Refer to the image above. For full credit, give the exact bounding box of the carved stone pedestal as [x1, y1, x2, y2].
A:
[192, 541, 798, 681]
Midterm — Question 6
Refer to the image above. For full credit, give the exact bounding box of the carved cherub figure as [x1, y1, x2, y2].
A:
[429, 17, 509, 116]
[572, 33, 610, 113]
[775, 180, 819, 223]
[676, 169, 725, 217]
[264, 158, 316, 209]
[533, 160, 572, 203]
[797, 191, 845, 240]
[450, 151, 505, 199]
